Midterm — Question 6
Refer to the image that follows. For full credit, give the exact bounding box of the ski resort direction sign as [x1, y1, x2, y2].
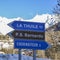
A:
[8, 21, 45, 32]
[8, 21, 49, 50]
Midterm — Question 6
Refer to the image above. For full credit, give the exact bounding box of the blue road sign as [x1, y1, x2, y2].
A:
[8, 21, 48, 50]
[8, 21, 45, 32]
[14, 39, 50, 50]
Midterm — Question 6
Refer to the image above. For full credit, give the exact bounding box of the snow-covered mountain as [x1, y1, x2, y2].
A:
[0, 17, 23, 35]
[0, 14, 57, 35]
[23, 14, 57, 28]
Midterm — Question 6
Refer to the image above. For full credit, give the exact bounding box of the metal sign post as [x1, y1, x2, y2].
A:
[33, 50, 36, 60]
[19, 49, 21, 60]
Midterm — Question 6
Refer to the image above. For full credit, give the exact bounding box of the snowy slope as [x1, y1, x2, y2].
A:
[0, 54, 51, 60]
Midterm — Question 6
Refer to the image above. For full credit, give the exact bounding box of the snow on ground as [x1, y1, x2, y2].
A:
[0, 54, 51, 60]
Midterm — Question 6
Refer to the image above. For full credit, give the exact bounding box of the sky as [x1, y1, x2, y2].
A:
[0, 0, 57, 19]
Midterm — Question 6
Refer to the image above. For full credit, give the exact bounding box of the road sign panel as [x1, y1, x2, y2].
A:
[8, 21, 45, 32]
[8, 21, 47, 50]
[14, 39, 50, 50]
[11, 30, 45, 40]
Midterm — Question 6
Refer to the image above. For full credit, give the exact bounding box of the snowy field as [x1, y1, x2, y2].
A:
[0, 54, 51, 60]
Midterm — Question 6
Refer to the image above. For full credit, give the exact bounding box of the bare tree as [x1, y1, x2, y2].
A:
[45, 27, 60, 59]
